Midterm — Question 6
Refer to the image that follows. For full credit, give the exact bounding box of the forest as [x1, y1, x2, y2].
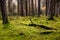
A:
[0, 0, 60, 40]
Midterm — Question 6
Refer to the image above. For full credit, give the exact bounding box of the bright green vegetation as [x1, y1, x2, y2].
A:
[0, 16, 60, 40]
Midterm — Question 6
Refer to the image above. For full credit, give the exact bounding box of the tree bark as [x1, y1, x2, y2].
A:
[46, 0, 49, 16]
[48, 0, 55, 20]
[20, 0, 24, 16]
[25, 0, 28, 16]
[0, 0, 9, 24]
[38, 0, 41, 17]
[31, 0, 34, 16]
[8, 0, 13, 16]
[17, 0, 20, 15]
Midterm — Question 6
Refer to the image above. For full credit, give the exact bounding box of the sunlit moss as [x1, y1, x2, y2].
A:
[0, 16, 60, 40]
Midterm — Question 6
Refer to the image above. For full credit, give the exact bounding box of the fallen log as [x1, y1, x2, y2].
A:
[20, 19, 57, 30]
[28, 24, 57, 30]
[40, 31, 54, 34]
[20, 23, 57, 30]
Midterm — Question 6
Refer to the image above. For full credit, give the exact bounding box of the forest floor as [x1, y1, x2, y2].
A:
[0, 16, 60, 40]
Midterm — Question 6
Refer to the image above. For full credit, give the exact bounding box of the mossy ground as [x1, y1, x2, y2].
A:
[0, 16, 60, 40]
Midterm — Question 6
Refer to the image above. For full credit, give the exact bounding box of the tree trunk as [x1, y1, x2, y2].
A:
[38, 0, 41, 17]
[29, 0, 30, 16]
[48, 0, 55, 20]
[46, 0, 48, 16]
[34, 0, 37, 16]
[17, 0, 20, 15]
[0, 0, 9, 24]
[25, 0, 28, 16]
[8, 0, 12, 16]
[31, 0, 34, 16]
[20, 0, 23, 16]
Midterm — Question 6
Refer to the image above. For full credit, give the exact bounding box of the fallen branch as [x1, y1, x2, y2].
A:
[20, 23, 57, 30]
[40, 31, 54, 34]
[20, 19, 57, 30]
[29, 18, 57, 30]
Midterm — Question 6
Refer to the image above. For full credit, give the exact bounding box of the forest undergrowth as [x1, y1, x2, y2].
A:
[0, 15, 60, 40]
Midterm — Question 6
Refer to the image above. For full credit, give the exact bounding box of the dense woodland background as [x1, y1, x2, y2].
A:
[0, 0, 60, 40]
[0, 0, 60, 24]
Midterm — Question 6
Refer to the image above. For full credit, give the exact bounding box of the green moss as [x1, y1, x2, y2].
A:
[0, 16, 60, 40]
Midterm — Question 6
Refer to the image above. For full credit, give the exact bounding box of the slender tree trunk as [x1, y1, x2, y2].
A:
[20, 0, 23, 16]
[46, 0, 50, 16]
[31, 0, 34, 16]
[0, 0, 9, 24]
[48, 0, 55, 20]
[8, 0, 12, 16]
[35, 0, 37, 16]
[55, 3, 59, 17]
[17, 0, 20, 15]
[29, 0, 30, 16]
[46, 0, 48, 16]
[25, 0, 28, 16]
[38, 0, 40, 16]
